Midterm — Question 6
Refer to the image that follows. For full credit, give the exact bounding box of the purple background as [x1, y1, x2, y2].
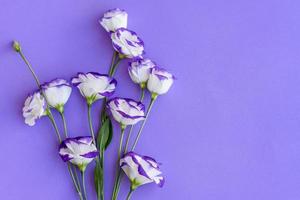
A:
[1, 0, 300, 199]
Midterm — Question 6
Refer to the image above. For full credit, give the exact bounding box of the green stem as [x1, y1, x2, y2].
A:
[47, 111, 62, 142]
[95, 51, 120, 200]
[88, 105, 103, 199]
[114, 173, 123, 200]
[47, 114, 82, 199]
[114, 88, 146, 198]
[14, 42, 50, 109]
[140, 87, 145, 102]
[100, 51, 119, 120]
[60, 111, 68, 138]
[72, 166, 82, 197]
[98, 122, 106, 200]
[13, 42, 57, 136]
[124, 88, 145, 153]
[16, 48, 41, 88]
[111, 127, 126, 200]
[131, 96, 157, 151]
[124, 125, 133, 153]
[100, 152, 104, 200]
[13, 42, 53, 109]
[13, 42, 82, 200]
[87, 104, 96, 143]
[101, 51, 121, 119]
[126, 188, 134, 200]
[81, 170, 88, 200]
[57, 111, 83, 199]
[108, 51, 117, 75]
[68, 164, 83, 200]
[61, 113, 82, 199]
[110, 58, 122, 76]
[95, 161, 102, 200]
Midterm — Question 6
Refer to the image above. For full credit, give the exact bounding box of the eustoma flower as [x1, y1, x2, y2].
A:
[147, 67, 175, 96]
[107, 97, 145, 127]
[108, 98, 145, 200]
[131, 67, 175, 151]
[71, 72, 117, 105]
[111, 28, 145, 58]
[14, 7, 174, 199]
[22, 92, 46, 126]
[42, 79, 72, 113]
[128, 58, 155, 88]
[120, 152, 164, 198]
[100, 8, 128, 32]
[59, 136, 98, 171]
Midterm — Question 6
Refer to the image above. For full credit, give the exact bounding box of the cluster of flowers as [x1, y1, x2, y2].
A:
[15, 8, 174, 200]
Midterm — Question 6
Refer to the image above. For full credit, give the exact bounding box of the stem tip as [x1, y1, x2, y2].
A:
[12, 40, 21, 52]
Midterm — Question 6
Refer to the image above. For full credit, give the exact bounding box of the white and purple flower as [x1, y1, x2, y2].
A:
[128, 58, 156, 87]
[100, 8, 128, 32]
[22, 92, 47, 126]
[120, 152, 164, 189]
[147, 67, 175, 96]
[59, 136, 98, 171]
[111, 28, 144, 59]
[42, 79, 72, 112]
[71, 72, 117, 105]
[106, 98, 145, 126]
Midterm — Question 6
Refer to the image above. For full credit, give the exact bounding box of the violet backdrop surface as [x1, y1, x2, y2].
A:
[1, 0, 300, 199]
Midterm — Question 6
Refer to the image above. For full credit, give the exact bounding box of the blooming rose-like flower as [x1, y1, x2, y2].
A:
[22, 92, 46, 126]
[106, 98, 145, 126]
[147, 67, 175, 96]
[42, 79, 72, 112]
[71, 72, 117, 105]
[59, 136, 98, 171]
[128, 58, 156, 86]
[100, 8, 128, 32]
[120, 151, 164, 189]
[111, 28, 144, 58]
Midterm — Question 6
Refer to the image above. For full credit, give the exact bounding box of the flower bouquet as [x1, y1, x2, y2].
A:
[13, 8, 174, 200]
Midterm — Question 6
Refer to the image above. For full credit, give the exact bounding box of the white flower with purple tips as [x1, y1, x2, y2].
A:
[71, 72, 117, 105]
[120, 152, 164, 189]
[22, 92, 46, 126]
[42, 79, 72, 112]
[100, 8, 128, 32]
[111, 28, 144, 58]
[107, 98, 145, 126]
[14, 10, 175, 200]
[147, 67, 175, 96]
[128, 58, 155, 86]
[59, 136, 98, 171]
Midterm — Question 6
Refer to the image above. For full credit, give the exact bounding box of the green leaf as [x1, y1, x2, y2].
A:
[97, 117, 113, 150]
[105, 118, 113, 149]
[94, 118, 113, 198]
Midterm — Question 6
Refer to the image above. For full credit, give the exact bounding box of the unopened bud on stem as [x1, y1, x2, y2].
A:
[12, 40, 21, 52]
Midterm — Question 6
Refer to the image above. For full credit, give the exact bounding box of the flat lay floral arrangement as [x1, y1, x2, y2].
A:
[13, 8, 174, 200]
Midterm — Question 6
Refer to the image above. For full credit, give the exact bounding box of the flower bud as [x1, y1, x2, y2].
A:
[12, 41, 21, 52]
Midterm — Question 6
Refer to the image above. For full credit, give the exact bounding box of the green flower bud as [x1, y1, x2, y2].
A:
[12, 40, 21, 52]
